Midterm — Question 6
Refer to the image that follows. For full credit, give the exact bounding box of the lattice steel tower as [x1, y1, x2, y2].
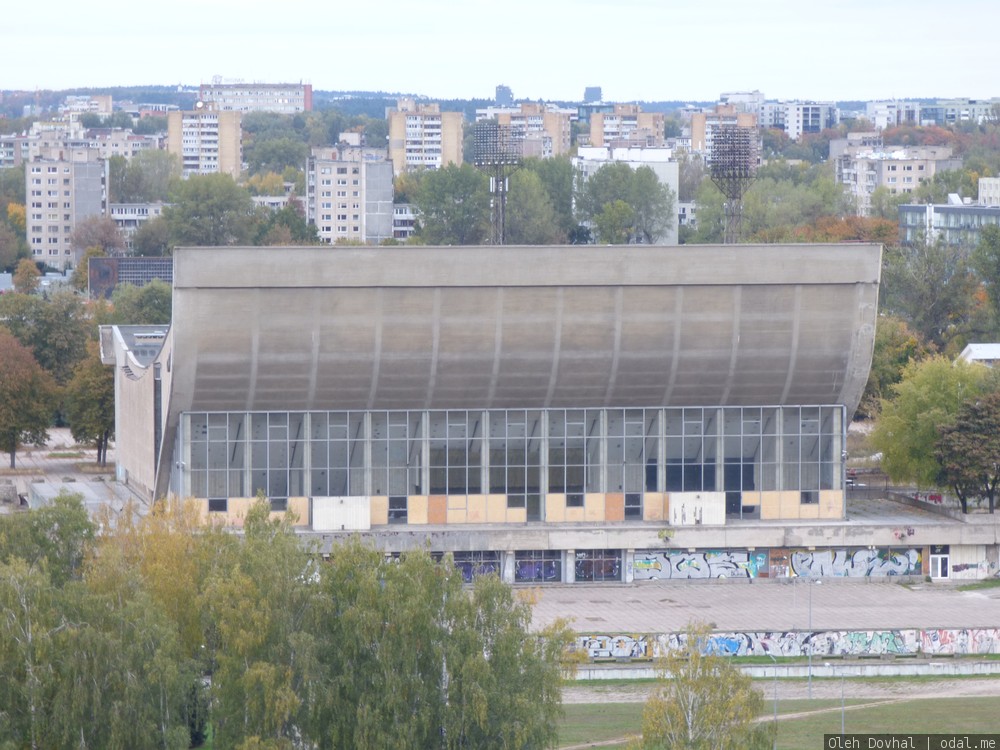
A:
[709, 125, 759, 244]
[473, 121, 521, 245]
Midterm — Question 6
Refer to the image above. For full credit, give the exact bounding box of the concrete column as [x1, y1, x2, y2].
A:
[502, 551, 515, 584]
[625, 548, 634, 583]
[565, 549, 575, 583]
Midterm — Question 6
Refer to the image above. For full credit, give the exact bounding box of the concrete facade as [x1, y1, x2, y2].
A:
[167, 109, 242, 178]
[387, 99, 463, 176]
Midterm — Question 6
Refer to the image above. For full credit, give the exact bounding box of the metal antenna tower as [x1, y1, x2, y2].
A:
[709, 125, 759, 244]
[473, 121, 521, 245]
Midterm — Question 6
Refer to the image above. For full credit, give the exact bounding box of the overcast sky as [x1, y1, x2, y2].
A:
[5, 0, 997, 103]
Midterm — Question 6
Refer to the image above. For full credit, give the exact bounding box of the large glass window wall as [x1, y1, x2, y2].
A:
[181, 405, 844, 515]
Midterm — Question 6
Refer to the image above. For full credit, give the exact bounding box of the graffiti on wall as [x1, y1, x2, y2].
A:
[574, 628, 1000, 660]
[789, 548, 922, 578]
[633, 550, 769, 580]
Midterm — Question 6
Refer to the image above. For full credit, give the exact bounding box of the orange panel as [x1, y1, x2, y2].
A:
[605, 493, 624, 522]
[427, 495, 447, 524]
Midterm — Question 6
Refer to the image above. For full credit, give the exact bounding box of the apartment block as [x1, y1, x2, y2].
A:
[899, 199, 1000, 247]
[387, 99, 464, 176]
[979, 177, 1000, 207]
[199, 81, 313, 114]
[865, 100, 922, 130]
[689, 104, 758, 159]
[837, 144, 961, 216]
[25, 149, 108, 271]
[589, 105, 665, 147]
[109, 202, 166, 251]
[167, 109, 242, 178]
[474, 103, 573, 157]
[306, 146, 393, 244]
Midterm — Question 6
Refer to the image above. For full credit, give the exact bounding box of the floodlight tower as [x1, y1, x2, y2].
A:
[709, 125, 759, 244]
[473, 121, 521, 245]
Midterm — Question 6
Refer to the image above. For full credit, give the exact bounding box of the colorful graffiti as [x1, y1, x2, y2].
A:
[574, 628, 1000, 660]
[789, 548, 922, 578]
[633, 550, 769, 580]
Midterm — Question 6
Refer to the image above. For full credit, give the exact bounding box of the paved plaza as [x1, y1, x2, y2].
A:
[530, 577, 1000, 633]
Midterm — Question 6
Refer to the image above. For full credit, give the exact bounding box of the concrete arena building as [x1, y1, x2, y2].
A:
[104, 243, 894, 583]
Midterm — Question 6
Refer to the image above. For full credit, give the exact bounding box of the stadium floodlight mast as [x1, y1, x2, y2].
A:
[708, 125, 759, 244]
[473, 121, 521, 245]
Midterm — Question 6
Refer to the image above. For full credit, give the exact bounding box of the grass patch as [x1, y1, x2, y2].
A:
[558, 703, 642, 747]
[957, 578, 1000, 591]
[775, 697, 1000, 749]
[557, 697, 1000, 750]
[48, 451, 85, 458]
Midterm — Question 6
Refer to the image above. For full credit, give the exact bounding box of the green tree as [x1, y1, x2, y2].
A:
[935, 391, 1000, 513]
[505, 169, 565, 244]
[0, 490, 94, 586]
[0, 290, 91, 384]
[857, 315, 933, 419]
[245, 137, 308, 176]
[972, 224, 1000, 325]
[634, 622, 773, 750]
[13, 257, 40, 294]
[109, 279, 173, 325]
[0, 328, 57, 468]
[70, 246, 106, 292]
[881, 239, 984, 350]
[111, 149, 182, 203]
[872, 356, 992, 487]
[522, 156, 576, 237]
[0, 221, 27, 272]
[593, 199, 636, 244]
[577, 162, 675, 244]
[164, 173, 255, 247]
[413, 164, 490, 245]
[64, 342, 115, 466]
[132, 214, 171, 256]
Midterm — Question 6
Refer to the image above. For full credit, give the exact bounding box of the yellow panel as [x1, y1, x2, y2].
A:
[427, 496, 446, 525]
[643, 492, 665, 521]
[285, 497, 310, 527]
[740, 492, 761, 518]
[446, 507, 467, 524]
[486, 495, 507, 523]
[466, 495, 487, 523]
[605, 493, 624, 522]
[759, 491, 781, 520]
[779, 492, 800, 519]
[227, 497, 254, 527]
[584, 493, 605, 523]
[448, 493, 466, 510]
[820, 490, 844, 519]
[507, 506, 527, 523]
[408, 495, 428, 525]
[565, 505, 585, 523]
[798, 501, 820, 519]
[370, 496, 389, 526]
[545, 494, 566, 523]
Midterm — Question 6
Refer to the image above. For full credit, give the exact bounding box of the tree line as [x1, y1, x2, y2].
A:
[0, 495, 570, 749]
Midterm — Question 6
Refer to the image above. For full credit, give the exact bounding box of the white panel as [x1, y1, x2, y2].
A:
[668, 492, 726, 526]
[312, 496, 371, 531]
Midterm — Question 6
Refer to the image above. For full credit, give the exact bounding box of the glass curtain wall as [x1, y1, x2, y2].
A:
[182, 405, 844, 517]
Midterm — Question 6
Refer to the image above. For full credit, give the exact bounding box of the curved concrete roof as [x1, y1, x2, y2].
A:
[167, 244, 881, 414]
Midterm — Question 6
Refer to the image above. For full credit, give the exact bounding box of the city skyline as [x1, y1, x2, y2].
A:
[5, 0, 999, 104]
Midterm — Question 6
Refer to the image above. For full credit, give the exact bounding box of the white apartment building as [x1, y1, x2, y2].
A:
[572, 146, 679, 245]
[306, 146, 394, 244]
[199, 81, 313, 114]
[387, 99, 464, 176]
[756, 100, 839, 140]
[167, 109, 242, 178]
[109, 202, 166, 251]
[865, 100, 922, 130]
[26, 149, 108, 271]
[979, 177, 1000, 207]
